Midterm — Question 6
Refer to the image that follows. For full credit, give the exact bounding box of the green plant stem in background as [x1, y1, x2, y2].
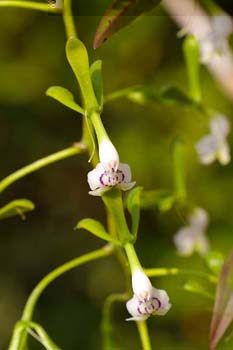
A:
[172, 138, 187, 203]
[137, 321, 152, 350]
[8, 245, 113, 350]
[145, 267, 217, 284]
[0, 0, 61, 13]
[101, 293, 129, 350]
[63, 0, 77, 38]
[0, 144, 86, 194]
[183, 35, 202, 103]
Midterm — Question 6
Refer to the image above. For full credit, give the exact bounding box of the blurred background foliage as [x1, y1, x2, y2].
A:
[0, 0, 233, 349]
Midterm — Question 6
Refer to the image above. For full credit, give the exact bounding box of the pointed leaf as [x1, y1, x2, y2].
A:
[184, 280, 214, 300]
[140, 189, 175, 212]
[127, 186, 143, 238]
[66, 38, 98, 111]
[46, 86, 85, 115]
[0, 199, 35, 220]
[210, 251, 233, 350]
[90, 60, 103, 108]
[76, 218, 121, 245]
[94, 0, 161, 49]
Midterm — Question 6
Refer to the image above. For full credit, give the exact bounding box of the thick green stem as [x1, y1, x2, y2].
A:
[137, 321, 152, 350]
[90, 111, 109, 144]
[8, 245, 113, 349]
[0, 1, 61, 13]
[102, 189, 133, 244]
[63, 0, 77, 38]
[124, 242, 142, 272]
[0, 144, 85, 194]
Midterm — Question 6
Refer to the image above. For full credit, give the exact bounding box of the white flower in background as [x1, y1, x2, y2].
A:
[48, 0, 62, 9]
[196, 115, 231, 165]
[198, 14, 233, 64]
[87, 162, 136, 196]
[99, 139, 119, 171]
[174, 207, 210, 257]
[126, 270, 171, 321]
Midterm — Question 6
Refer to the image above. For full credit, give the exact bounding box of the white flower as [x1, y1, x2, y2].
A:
[174, 207, 210, 256]
[132, 269, 153, 301]
[198, 15, 233, 64]
[126, 287, 171, 322]
[196, 115, 231, 165]
[87, 162, 136, 196]
[99, 139, 119, 171]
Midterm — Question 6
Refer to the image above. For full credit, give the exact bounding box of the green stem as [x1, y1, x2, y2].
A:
[137, 321, 152, 350]
[63, 0, 77, 38]
[0, 144, 86, 194]
[173, 138, 186, 202]
[101, 293, 129, 350]
[124, 242, 142, 272]
[144, 267, 218, 284]
[102, 189, 133, 244]
[0, 1, 61, 13]
[90, 111, 109, 144]
[8, 245, 113, 349]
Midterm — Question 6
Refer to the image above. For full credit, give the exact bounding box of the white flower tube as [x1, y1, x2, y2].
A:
[98, 138, 119, 171]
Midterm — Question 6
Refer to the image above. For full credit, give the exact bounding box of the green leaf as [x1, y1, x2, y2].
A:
[127, 186, 143, 238]
[205, 251, 225, 276]
[184, 280, 215, 300]
[140, 189, 175, 212]
[66, 38, 98, 112]
[0, 199, 35, 220]
[90, 60, 103, 108]
[159, 86, 195, 106]
[210, 251, 233, 350]
[94, 0, 161, 49]
[46, 86, 85, 115]
[76, 218, 121, 245]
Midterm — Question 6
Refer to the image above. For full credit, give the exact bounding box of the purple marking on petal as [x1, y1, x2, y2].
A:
[99, 173, 105, 186]
[152, 297, 162, 310]
[137, 307, 142, 315]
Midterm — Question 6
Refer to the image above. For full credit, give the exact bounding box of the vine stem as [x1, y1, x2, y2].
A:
[137, 321, 152, 350]
[0, 144, 86, 194]
[8, 245, 113, 349]
[63, 0, 77, 38]
[0, 1, 61, 13]
[145, 267, 218, 284]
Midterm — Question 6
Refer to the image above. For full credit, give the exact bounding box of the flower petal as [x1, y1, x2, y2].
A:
[151, 287, 172, 316]
[217, 141, 231, 165]
[126, 295, 149, 321]
[88, 187, 109, 196]
[189, 207, 209, 231]
[87, 163, 105, 190]
[195, 134, 218, 164]
[174, 227, 197, 256]
[118, 163, 132, 182]
[132, 269, 153, 301]
[118, 181, 136, 191]
[99, 139, 119, 171]
[210, 115, 230, 138]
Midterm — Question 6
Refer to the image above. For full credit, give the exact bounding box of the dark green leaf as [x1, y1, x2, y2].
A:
[210, 251, 233, 350]
[46, 86, 85, 115]
[205, 251, 225, 276]
[94, 0, 161, 49]
[160, 86, 195, 106]
[66, 38, 98, 111]
[76, 218, 121, 245]
[140, 189, 175, 212]
[184, 280, 214, 300]
[0, 199, 35, 220]
[127, 186, 143, 238]
[90, 60, 104, 108]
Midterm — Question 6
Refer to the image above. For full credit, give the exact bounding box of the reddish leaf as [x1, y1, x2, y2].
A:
[210, 251, 233, 350]
[94, 0, 161, 49]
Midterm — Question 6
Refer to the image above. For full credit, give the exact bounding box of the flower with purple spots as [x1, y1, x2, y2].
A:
[87, 162, 136, 196]
[126, 287, 171, 321]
